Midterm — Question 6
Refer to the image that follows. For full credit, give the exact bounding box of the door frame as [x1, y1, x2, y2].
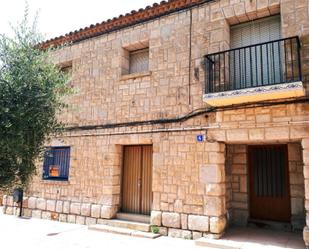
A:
[120, 144, 153, 215]
[247, 144, 291, 222]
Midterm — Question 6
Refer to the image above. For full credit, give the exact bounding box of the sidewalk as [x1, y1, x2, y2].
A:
[0, 212, 196, 249]
[0, 210, 305, 249]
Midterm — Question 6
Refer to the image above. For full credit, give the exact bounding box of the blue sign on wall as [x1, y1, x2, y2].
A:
[197, 135, 204, 142]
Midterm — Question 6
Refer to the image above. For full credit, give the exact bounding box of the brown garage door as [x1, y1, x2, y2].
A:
[248, 145, 291, 222]
[121, 145, 152, 215]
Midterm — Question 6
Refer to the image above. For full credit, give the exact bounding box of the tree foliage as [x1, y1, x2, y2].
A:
[0, 8, 72, 190]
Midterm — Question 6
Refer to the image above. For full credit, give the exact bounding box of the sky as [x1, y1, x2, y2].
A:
[0, 0, 158, 39]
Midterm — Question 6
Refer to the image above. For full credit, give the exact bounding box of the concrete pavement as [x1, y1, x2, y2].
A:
[0, 211, 196, 249]
[0, 209, 305, 249]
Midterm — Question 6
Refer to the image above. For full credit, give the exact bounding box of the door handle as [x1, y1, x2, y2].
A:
[138, 179, 141, 188]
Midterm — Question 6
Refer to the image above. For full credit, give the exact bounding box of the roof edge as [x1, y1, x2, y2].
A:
[40, 0, 213, 49]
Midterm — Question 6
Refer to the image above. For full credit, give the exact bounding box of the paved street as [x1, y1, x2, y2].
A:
[0, 209, 305, 249]
[0, 211, 196, 249]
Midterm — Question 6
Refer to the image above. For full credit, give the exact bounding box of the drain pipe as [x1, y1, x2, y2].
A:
[188, 8, 193, 106]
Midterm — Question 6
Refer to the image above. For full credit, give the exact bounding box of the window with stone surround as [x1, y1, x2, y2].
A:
[59, 61, 74, 87]
[121, 41, 149, 76]
[59, 60, 73, 75]
[61, 65, 72, 75]
[42, 147, 71, 181]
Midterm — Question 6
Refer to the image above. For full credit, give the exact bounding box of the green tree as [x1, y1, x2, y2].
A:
[0, 8, 72, 191]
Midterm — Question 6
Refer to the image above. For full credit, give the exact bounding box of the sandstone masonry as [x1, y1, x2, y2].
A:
[2, 0, 309, 244]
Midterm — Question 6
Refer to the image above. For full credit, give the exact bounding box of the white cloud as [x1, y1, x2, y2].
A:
[0, 0, 158, 39]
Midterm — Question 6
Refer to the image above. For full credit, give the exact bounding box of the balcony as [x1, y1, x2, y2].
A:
[203, 36, 304, 107]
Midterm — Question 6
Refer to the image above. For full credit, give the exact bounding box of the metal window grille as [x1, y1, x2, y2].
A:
[43, 147, 71, 180]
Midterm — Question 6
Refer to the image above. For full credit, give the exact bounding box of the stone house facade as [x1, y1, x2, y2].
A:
[3, 0, 309, 245]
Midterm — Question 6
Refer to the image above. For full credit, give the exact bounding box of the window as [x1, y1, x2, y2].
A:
[43, 147, 71, 181]
[61, 65, 72, 75]
[60, 62, 73, 87]
[59, 61, 73, 77]
[129, 48, 149, 74]
[230, 15, 281, 88]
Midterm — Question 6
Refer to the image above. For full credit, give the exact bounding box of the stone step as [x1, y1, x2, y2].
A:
[116, 213, 150, 224]
[88, 224, 160, 239]
[96, 218, 151, 232]
[195, 237, 240, 249]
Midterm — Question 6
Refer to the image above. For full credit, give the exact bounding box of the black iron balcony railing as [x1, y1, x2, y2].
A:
[204, 36, 302, 94]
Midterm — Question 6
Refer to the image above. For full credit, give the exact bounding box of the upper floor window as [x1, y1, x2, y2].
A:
[230, 15, 281, 49]
[42, 147, 71, 181]
[59, 61, 73, 78]
[129, 48, 149, 74]
[230, 15, 282, 88]
[204, 15, 303, 106]
[61, 65, 72, 75]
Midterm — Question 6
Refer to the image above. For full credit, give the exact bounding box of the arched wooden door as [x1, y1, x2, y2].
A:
[121, 145, 152, 215]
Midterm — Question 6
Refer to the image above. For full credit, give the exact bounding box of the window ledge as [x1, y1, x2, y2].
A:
[121, 71, 151, 81]
[41, 178, 70, 184]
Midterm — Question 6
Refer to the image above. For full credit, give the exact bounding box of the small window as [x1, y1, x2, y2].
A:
[61, 65, 72, 75]
[43, 147, 71, 181]
[59, 61, 73, 77]
[129, 48, 149, 74]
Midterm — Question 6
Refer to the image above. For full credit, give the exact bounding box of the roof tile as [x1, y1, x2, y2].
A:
[41, 0, 210, 49]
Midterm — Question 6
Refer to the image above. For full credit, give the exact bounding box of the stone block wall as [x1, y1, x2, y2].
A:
[225, 145, 248, 226]
[2, 105, 309, 239]
[2, 129, 228, 238]
[150, 211, 226, 239]
[2, 195, 116, 226]
[50, 0, 309, 129]
[150, 140, 227, 238]
[25, 136, 123, 207]
[301, 139, 309, 245]
[2, 0, 309, 243]
[289, 143, 306, 230]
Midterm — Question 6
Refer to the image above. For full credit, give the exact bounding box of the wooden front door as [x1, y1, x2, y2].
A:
[121, 145, 152, 215]
[248, 145, 291, 222]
